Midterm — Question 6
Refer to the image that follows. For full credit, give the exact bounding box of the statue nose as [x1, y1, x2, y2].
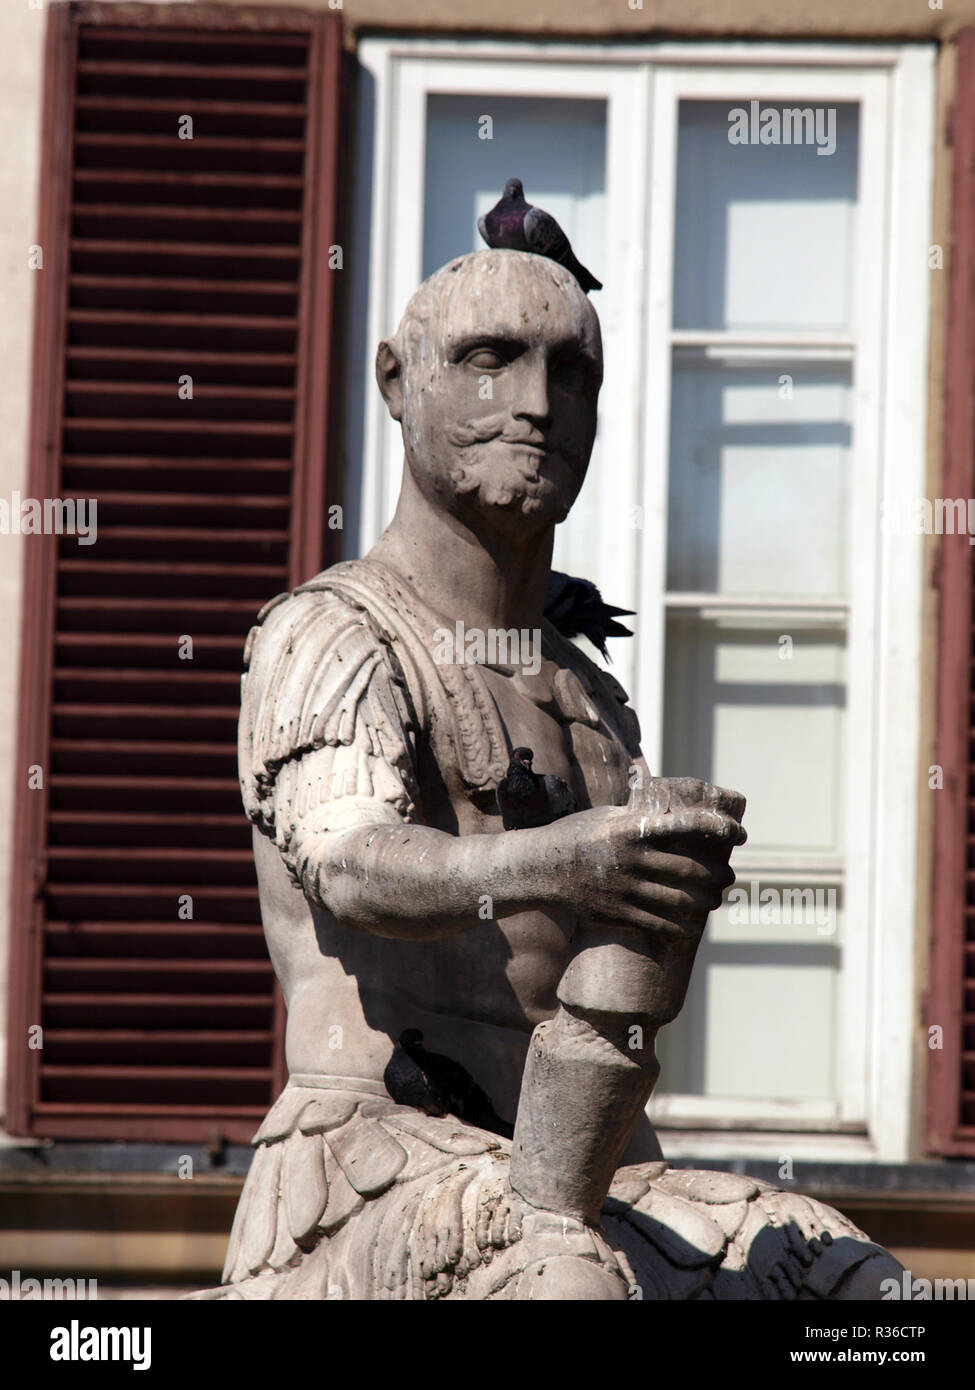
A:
[513, 363, 551, 425]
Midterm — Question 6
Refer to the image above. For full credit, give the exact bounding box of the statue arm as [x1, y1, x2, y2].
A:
[239, 587, 570, 939]
[240, 589, 739, 944]
[287, 773, 739, 943]
[290, 815, 557, 940]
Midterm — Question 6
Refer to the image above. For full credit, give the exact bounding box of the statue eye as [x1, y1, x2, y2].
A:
[463, 347, 508, 370]
[551, 354, 589, 391]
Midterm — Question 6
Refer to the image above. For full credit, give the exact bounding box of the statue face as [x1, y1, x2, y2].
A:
[380, 253, 603, 538]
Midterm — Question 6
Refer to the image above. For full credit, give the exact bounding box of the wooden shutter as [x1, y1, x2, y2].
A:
[927, 28, 975, 1156]
[6, 3, 342, 1141]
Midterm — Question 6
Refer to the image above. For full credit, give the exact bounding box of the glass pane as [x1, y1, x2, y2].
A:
[666, 360, 853, 597]
[662, 614, 846, 859]
[655, 881, 843, 1101]
[673, 101, 860, 332]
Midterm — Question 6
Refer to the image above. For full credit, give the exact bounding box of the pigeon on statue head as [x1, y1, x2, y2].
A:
[477, 178, 602, 294]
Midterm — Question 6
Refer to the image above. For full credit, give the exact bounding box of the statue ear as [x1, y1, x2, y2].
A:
[375, 340, 404, 421]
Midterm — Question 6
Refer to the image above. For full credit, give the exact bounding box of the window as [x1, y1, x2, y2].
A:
[6, 4, 341, 1141]
[350, 38, 934, 1161]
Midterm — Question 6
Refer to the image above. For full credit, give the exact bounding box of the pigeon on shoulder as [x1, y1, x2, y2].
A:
[544, 570, 634, 662]
[477, 178, 602, 294]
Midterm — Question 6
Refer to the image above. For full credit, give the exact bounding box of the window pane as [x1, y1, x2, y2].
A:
[673, 101, 860, 333]
[655, 882, 843, 1101]
[666, 360, 853, 598]
[662, 615, 846, 859]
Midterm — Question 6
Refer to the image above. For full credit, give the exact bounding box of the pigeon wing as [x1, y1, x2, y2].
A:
[523, 203, 572, 263]
[541, 774, 578, 820]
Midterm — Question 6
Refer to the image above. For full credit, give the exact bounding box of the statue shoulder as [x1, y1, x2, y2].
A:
[542, 619, 643, 757]
[239, 573, 420, 832]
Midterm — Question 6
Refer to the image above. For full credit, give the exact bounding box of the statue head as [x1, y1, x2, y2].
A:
[376, 250, 602, 539]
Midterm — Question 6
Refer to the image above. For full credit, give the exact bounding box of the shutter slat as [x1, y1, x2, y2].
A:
[48, 819, 247, 848]
[60, 490, 291, 523]
[49, 783, 245, 815]
[57, 599, 261, 634]
[52, 668, 245, 695]
[71, 277, 300, 315]
[45, 921, 266, 953]
[44, 1031, 274, 1067]
[78, 26, 310, 55]
[78, 59, 306, 80]
[71, 246, 301, 281]
[45, 884, 262, 922]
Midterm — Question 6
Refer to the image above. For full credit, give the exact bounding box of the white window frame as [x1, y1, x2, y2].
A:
[348, 37, 935, 1163]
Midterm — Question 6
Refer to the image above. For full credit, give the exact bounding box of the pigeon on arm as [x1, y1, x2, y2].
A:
[496, 747, 578, 831]
[477, 178, 602, 294]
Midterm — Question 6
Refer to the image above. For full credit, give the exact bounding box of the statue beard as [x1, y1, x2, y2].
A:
[444, 414, 586, 518]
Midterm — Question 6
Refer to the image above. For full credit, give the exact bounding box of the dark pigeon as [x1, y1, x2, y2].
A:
[545, 570, 635, 662]
[477, 178, 602, 294]
[383, 1029, 513, 1140]
[496, 746, 578, 832]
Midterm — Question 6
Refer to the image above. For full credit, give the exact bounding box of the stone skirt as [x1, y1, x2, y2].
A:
[188, 1077, 900, 1301]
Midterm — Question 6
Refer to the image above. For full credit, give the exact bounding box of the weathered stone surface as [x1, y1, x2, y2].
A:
[328, 1119, 408, 1198]
[251, 1087, 317, 1145]
[296, 1094, 358, 1135]
[241, 1142, 282, 1276]
[624, 1189, 727, 1267]
[655, 1169, 761, 1206]
[283, 1131, 330, 1244]
[382, 1110, 501, 1155]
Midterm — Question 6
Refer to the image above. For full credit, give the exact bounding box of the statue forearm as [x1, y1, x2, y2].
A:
[292, 820, 561, 940]
[510, 779, 746, 1225]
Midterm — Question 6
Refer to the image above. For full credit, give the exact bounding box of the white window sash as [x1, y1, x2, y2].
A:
[642, 64, 892, 1138]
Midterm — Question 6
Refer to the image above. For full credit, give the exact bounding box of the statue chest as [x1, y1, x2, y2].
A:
[458, 660, 633, 819]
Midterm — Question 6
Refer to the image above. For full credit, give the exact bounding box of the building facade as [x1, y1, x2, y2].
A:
[0, 0, 973, 1293]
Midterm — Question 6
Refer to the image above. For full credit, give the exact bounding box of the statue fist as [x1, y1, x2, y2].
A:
[539, 777, 746, 937]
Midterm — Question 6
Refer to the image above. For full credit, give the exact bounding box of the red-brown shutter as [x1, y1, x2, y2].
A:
[6, 3, 342, 1142]
[928, 28, 975, 1155]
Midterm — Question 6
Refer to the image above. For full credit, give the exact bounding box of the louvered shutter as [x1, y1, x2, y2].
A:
[6, 4, 342, 1141]
[927, 28, 975, 1155]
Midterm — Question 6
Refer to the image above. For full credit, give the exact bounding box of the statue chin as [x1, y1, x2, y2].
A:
[449, 454, 581, 528]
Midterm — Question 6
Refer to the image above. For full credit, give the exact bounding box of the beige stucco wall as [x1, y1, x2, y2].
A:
[0, 0, 957, 1150]
[0, 4, 46, 1114]
[76, 0, 975, 43]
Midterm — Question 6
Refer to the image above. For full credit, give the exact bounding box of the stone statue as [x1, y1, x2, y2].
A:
[196, 250, 901, 1300]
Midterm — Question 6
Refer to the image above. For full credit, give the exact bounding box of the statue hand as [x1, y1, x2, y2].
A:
[536, 803, 745, 936]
